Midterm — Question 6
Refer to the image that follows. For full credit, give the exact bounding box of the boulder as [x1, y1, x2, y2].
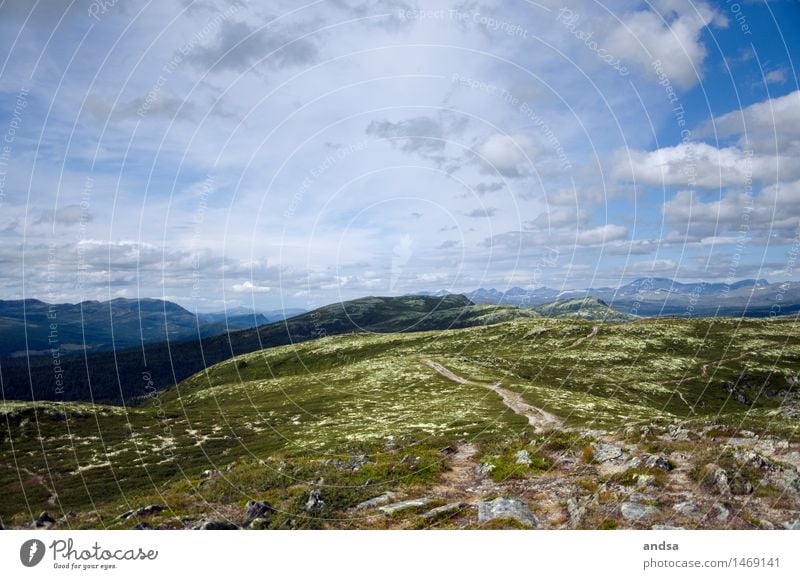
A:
[119, 504, 164, 520]
[378, 497, 431, 515]
[652, 524, 685, 530]
[642, 455, 674, 471]
[620, 502, 659, 522]
[477, 498, 538, 528]
[244, 500, 273, 523]
[355, 492, 398, 510]
[783, 520, 800, 530]
[35, 511, 55, 528]
[593, 443, 626, 463]
[566, 498, 585, 528]
[421, 502, 465, 520]
[305, 490, 324, 512]
[193, 520, 239, 530]
[673, 501, 702, 518]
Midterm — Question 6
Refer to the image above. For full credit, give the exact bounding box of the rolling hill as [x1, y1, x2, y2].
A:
[2, 314, 799, 530]
[0, 295, 538, 404]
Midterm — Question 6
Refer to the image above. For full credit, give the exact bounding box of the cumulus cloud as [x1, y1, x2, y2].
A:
[231, 280, 272, 293]
[703, 90, 800, 155]
[476, 134, 537, 178]
[603, 0, 726, 89]
[614, 142, 796, 188]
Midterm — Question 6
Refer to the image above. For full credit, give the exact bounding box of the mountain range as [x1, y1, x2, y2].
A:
[462, 277, 797, 317]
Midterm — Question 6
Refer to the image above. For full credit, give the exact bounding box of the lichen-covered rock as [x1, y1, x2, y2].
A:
[477, 497, 538, 528]
[514, 450, 532, 465]
[355, 492, 397, 510]
[620, 502, 659, 522]
[593, 443, 626, 463]
[378, 497, 431, 515]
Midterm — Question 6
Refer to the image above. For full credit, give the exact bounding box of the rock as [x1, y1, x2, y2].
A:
[132, 522, 151, 530]
[35, 511, 55, 527]
[477, 498, 538, 528]
[737, 449, 777, 472]
[731, 477, 754, 495]
[642, 455, 674, 471]
[120, 504, 164, 520]
[514, 450, 532, 465]
[244, 500, 273, 523]
[667, 424, 690, 440]
[707, 465, 731, 496]
[593, 443, 626, 463]
[783, 520, 800, 530]
[652, 524, 685, 530]
[193, 520, 239, 530]
[566, 498, 585, 528]
[378, 497, 431, 515]
[635, 474, 656, 488]
[620, 502, 659, 522]
[421, 502, 465, 520]
[248, 518, 269, 530]
[476, 462, 495, 477]
[305, 490, 324, 512]
[200, 469, 218, 479]
[673, 501, 702, 518]
[713, 503, 730, 522]
[355, 492, 398, 510]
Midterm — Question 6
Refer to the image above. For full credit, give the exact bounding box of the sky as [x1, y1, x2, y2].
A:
[0, 0, 798, 311]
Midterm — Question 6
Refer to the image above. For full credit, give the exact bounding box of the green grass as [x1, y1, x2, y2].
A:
[2, 315, 800, 525]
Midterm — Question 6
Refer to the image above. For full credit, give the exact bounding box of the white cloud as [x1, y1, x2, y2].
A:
[603, 1, 726, 90]
[576, 224, 627, 245]
[231, 280, 272, 293]
[614, 142, 796, 188]
[477, 134, 537, 178]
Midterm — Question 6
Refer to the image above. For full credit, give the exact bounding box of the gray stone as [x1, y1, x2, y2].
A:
[305, 490, 324, 512]
[673, 501, 702, 518]
[620, 502, 659, 522]
[193, 520, 239, 530]
[593, 443, 626, 463]
[200, 469, 218, 479]
[421, 502, 465, 519]
[248, 518, 269, 530]
[355, 492, 397, 510]
[514, 450, 532, 465]
[566, 498, 585, 528]
[477, 497, 539, 528]
[379, 497, 432, 515]
[652, 524, 685, 530]
[709, 465, 731, 496]
[713, 503, 730, 522]
[783, 519, 800, 530]
[35, 511, 55, 528]
[120, 504, 164, 520]
[643, 455, 674, 471]
[244, 500, 273, 523]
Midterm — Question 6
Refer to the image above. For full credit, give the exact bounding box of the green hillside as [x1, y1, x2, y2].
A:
[2, 316, 800, 530]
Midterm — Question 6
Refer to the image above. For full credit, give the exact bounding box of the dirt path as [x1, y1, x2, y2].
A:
[566, 325, 599, 349]
[429, 442, 485, 501]
[423, 359, 562, 432]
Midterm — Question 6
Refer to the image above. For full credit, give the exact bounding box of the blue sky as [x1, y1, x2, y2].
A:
[0, 0, 798, 310]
